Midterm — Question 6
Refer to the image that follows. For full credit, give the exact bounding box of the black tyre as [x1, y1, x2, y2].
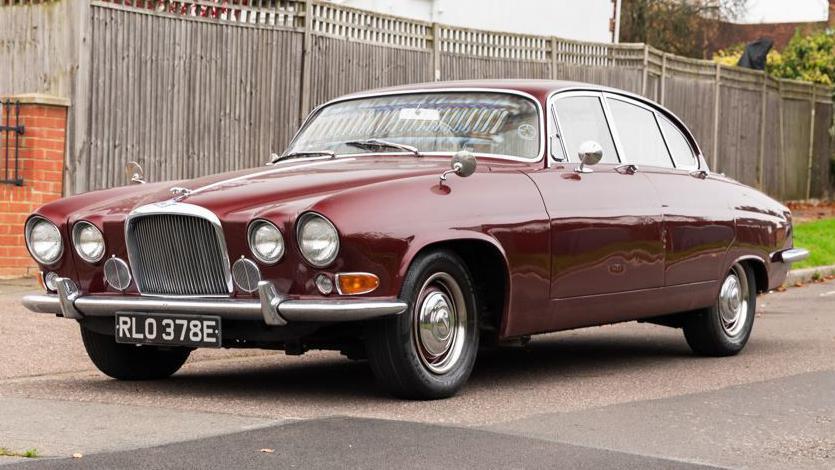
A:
[365, 249, 479, 399]
[81, 326, 191, 380]
[683, 262, 756, 356]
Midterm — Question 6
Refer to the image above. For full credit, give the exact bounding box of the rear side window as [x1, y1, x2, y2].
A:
[553, 96, 619, 164]
[658, 116, 698, 169]
[606, 98, 672, 168]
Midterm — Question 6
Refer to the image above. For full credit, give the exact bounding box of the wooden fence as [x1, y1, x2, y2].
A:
[1, 0, 832, 200]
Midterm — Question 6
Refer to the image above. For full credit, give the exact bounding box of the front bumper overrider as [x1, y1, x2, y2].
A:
[22, 278, 407, 326]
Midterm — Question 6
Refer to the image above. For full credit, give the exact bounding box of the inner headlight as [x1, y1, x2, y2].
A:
[248, 220, 285, 264]
[297, 213, 339, 267]
[72, 221, 105, 263]
[25, 217, 63, 265]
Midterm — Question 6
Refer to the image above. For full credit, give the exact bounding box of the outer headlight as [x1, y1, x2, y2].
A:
[72, 221, 105, 263]
[25, 217, 63, 265]
[297, 213, 339, 267]
[248, 220, 285, 264]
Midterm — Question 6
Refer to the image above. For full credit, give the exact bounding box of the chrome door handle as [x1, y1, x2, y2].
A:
[614, 164, 639, 175]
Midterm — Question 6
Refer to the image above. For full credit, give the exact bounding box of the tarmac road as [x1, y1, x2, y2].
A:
[0, 278, 833, 469]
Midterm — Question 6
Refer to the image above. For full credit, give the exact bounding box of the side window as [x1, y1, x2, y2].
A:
[658, 115, 698, 169]
[606, 98, 673, 168]
[553, 96, 619, 164]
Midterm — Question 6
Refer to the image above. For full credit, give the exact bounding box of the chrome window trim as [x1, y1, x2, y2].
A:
[547, 87, 706, 170]
[24, 216, 64, 267]
[124, 201, 234, 298]
[603, 92, 676, 169]
[72, 220, 106, 264]
[655, 113, 700, 171]
[284, 88, 546, 164]
[548, 90, 622, 166]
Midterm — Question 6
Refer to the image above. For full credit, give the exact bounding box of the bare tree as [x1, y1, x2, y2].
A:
[620, 0, 749, 58]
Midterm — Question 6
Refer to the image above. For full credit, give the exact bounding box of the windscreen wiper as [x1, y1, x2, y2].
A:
[345, 139, 421, 157]
[271, 150, 336, 164]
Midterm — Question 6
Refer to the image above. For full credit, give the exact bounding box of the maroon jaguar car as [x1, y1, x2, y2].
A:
[22, 80, 808, 399]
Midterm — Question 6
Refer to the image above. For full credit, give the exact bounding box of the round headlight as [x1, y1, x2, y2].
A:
[297, 213, 339, 267]
[25, 217, 63, 265]
[72, 221, 105, 263]
[248, 220, 285, 264]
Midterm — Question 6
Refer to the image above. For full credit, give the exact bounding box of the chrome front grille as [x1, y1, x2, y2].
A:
[126, 213, 231, 296]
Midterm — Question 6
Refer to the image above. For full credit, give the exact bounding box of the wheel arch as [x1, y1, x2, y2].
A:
[729, 255, 769, 294]
[400, 235, 510, 338]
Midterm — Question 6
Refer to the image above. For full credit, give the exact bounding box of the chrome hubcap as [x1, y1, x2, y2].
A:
[413, 272, 467, 374]
[718, 265, 749, 337]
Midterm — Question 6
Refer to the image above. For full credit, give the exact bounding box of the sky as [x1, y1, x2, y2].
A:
[733, 0, 830, 24]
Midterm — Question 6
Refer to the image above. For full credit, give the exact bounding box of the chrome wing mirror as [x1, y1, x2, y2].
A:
[576, 141, 603, 174]
[440, 150, 477, 183]
[125, 161, 146, 184]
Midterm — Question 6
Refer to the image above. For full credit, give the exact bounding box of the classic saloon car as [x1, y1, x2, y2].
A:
[23, 80, 808, 399]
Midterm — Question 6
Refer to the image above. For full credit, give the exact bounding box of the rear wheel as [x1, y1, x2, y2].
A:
[81, 326, 191, 380]
[683, 262, 756, 356]
[365, 250, 479, 399]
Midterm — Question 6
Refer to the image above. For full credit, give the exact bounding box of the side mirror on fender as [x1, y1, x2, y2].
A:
[440, 150, 477, 183]
[576, 141, 603, 174]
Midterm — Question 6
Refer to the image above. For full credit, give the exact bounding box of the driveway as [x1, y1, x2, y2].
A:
[0, 278, 833, 468]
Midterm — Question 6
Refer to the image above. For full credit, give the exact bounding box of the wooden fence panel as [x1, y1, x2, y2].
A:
[308, 36, 433, 108]
[716, 85, 762, 186]
[781, 99, 814, 200]
[762, 84, 783, 199]
[553, 63, 643, 95]
[812, 100, 833, 198]
[441, 54, 550, 81]
[662, 76, 716, 161]
[86, 4, 303, 191]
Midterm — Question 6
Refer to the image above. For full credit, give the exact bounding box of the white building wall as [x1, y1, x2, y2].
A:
[325, 0, 618, 43]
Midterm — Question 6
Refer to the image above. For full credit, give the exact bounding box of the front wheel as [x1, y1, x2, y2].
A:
[365, 250, 479, 399]
[683, 262, 757, 356]
[81, 326, 191, 380]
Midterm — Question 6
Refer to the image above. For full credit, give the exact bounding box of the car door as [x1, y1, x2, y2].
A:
[603, 93, 735, 287]
[525, 92, 665, 327]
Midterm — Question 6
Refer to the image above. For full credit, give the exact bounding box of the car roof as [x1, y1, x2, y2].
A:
[340, 79, 594, 103]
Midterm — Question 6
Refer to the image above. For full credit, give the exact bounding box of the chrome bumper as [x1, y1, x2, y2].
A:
[22, 278, 407, 325]
[773, 248, 810, 264]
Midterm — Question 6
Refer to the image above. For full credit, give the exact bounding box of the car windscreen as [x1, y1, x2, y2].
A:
[287, 92, 541, 159]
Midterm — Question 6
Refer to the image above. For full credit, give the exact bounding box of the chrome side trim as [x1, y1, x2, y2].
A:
[125, 201, 234, 298]
[21, 280, 407, 324]
[285, 87, 546, 164]
[773, 248, 810, 264]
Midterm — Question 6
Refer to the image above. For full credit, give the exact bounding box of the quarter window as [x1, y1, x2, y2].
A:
[658, 115, 698, 169]
[552, 96, 619, 164]
[606, 98, 673, 168]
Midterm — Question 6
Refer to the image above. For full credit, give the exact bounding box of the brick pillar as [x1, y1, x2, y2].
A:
[0, 94, 69, 279]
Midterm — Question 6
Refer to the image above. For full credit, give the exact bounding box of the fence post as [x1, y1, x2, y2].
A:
[432, 23, 442, 81]
[806, 85, 817, 199]
[551, 36, 559, 80]
[69, 0, 92, 195]
[298, 0, 314, 124]
[757, 73, 767, 189]
[659, 53, 667, 105]
[778, 80, 786, 199]
[640, 44, 649, 97]
[711, 63, 721, 170]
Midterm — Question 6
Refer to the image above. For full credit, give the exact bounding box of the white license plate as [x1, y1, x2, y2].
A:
[115, 313, 222, 348]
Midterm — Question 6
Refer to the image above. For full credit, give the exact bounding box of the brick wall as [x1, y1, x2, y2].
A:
[0, 94, 69, 279]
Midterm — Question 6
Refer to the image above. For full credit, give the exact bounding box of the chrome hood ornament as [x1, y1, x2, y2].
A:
[169, 186, 193, 201]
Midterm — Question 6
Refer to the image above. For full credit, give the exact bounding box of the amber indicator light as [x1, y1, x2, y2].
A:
[336, 273, 380, 295]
